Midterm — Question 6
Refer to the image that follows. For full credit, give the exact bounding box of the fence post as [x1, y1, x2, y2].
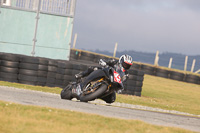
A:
[184, 56, 188, 71]
[70, 0, 77, 16]
[31, 0, 42, 56]
[168, 58, 173, 68]
[0, 0, 1, 14]
[154, 51, 159, 66]
[195, 69, 200, 74]
[69, 0, 77, 52]
[72, 33, 77, 48]
[191, 59, 196, 72]
[113, 42, 118, 57]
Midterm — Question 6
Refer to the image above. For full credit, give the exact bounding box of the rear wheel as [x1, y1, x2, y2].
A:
[80, 84, 107, 102]
[60, 84, 73, 100]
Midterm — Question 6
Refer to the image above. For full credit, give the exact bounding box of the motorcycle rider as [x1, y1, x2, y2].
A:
[72, 54, 133, 103]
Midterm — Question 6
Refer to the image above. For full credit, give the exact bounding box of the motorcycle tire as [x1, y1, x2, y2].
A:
[80, 84, 107, 102]
[60, 84, 73, 100]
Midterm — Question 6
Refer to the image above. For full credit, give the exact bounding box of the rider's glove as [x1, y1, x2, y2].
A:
[122, 74, 129, 82]
[99, 59, 107, 66]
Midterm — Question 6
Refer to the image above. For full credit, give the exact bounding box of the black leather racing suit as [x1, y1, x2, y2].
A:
[78, 59, 129, 78]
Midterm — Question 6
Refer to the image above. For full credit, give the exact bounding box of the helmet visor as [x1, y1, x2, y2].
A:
[122, 62, 132, 70]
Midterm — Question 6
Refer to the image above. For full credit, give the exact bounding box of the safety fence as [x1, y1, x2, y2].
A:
[0, 52, 144, 96]
[0, 0, 76, 16]
[70, 49, 200, 85]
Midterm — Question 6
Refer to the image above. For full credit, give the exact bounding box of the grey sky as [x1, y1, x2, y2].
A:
[72, 0, 200, 55]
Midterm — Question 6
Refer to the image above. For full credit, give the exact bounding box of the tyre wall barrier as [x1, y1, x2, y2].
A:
[122, 69, 144, 96]
[0, 53, 20, 83]
[70, 49, 113, 64]
[0, 52, 144, 96]
[185, 74, 200, 84]
[70, 49, 200, 85]
[155, 68, 170, 78]
[140, 64, 156, 75]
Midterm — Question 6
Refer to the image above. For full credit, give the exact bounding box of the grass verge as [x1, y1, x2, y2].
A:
[0, 101, 196, 133]
[117, 75, 200, 115]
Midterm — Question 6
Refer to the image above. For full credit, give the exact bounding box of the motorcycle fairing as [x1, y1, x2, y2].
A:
[81, 69, 107, 89]
[113, 70, 122, 83]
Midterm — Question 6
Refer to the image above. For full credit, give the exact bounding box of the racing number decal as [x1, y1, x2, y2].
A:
[114, 71, 121, 83]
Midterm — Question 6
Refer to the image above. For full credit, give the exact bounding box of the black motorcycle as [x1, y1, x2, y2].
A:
[60, 65, 125, 103]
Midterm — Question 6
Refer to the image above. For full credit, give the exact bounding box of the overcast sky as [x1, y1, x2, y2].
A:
[72, 0, 200, 55]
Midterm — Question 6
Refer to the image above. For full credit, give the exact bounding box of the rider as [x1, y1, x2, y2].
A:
[75, 54, 133, 80]
[72, 54, 133, 103]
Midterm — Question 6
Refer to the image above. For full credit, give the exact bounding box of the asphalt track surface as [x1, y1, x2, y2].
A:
[0, 86, 200, 132]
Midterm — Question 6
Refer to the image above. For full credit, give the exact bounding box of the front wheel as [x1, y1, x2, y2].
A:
[60, 84, 73, 100]
[80, 84, 107, 102]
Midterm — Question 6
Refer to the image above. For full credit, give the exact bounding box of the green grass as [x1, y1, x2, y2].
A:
[0, 101, 196, 133]
[0, 81, 61, 94]
[0, 74, 200, 115]
[117, 75, 200, 115]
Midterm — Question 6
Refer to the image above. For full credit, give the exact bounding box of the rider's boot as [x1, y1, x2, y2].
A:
[75, 72, 84, 79]
[75, 71, 89, 79]
[75, 66, 95, 79]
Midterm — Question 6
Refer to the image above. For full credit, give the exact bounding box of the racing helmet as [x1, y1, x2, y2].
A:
[119, 54, 133, 70]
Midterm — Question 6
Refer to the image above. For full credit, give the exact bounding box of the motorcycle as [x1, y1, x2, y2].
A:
[60, 65, 126, 103]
